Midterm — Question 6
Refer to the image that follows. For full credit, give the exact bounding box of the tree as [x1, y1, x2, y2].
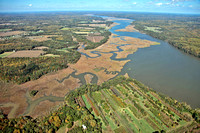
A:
[89, 120, 96, 128]
[67, 122, 74, 128]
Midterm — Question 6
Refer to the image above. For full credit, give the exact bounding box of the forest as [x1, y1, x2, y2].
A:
[0, 12, 112, 84]
[1, 76, 199, 132]
[95, 12, 200, 57]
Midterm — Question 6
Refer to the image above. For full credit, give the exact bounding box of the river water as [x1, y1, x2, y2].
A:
[109, 19, 200, 108]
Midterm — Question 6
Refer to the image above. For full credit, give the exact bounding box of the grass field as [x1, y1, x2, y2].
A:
[144, 26, 162, 33]
[7, 50, 44, 58]
[0, 29, 12, 32]
[74, 32, 90, 35]
[43, 54, 60, 57]
[0, 52, 14, 58]
[82, 95, 91, 109]
[56, 48, 69, 53]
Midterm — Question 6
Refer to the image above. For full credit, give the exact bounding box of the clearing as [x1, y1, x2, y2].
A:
[7, 50, 44, 58]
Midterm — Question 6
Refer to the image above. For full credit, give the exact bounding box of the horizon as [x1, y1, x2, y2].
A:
[0, 0, 200, 14]
[0, 10, 200, 15]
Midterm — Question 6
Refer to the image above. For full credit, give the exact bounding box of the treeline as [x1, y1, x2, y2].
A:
[94, 12, 200, 57]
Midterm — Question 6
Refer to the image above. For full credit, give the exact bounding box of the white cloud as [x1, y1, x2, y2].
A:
[156, 3, 163, 6]
[132, 2, 137, 5]
[189, 5, 193, 7]
[29, 4, 32, 7]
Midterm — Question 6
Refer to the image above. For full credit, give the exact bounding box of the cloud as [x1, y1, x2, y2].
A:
[156, 3, 163, 6]
[132, 2, 137, 4]
[29, 4, 32, 7]
[189, 5, 193, 7]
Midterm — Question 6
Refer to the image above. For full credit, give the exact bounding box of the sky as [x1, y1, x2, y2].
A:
[0, 0, 199, 14]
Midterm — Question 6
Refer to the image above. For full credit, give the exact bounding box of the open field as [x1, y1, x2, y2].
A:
[78, 23, 107, 27]
[0, 52, 14, 58]
[7, 50, 44, 58]
[0, 23, 18, 26]
[144, 26, 162, 33]
[74, 31, 90, 35]
[0, 29, 12, 32]
[33, 46, 49, 50]
[86, 35, 105, 43]
[43, 54, 60, 57]
[27, 35, 58, 42]
[0, 31, 26, 37]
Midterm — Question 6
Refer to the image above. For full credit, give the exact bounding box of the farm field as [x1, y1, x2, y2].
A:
[27, 35, 58, 42]
[33, 46, 49, 50]
[86, 35, 105, 43]
[43, 54, 60, 57]
[6, 50, 44, 57]
[0, 31, 26, 37]
[0, 52, 14, 58]
[65, 76, 199, 132]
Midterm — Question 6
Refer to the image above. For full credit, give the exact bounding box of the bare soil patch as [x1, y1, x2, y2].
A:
[86, 35, 104, 43]
[0, 31, 26, 37]
[7, 50, 44, 58]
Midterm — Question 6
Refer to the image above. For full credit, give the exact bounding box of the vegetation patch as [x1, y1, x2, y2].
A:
[29, 90, 38, 97]
[43, 54, 60, 57]
[144, 26, 162, 33]
[0, 52, 14, 58]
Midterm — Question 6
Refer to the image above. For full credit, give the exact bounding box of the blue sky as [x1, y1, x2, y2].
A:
[0, 0, 199, 14]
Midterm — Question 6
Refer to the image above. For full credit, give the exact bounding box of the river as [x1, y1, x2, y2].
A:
[109, 19, 200, 108]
